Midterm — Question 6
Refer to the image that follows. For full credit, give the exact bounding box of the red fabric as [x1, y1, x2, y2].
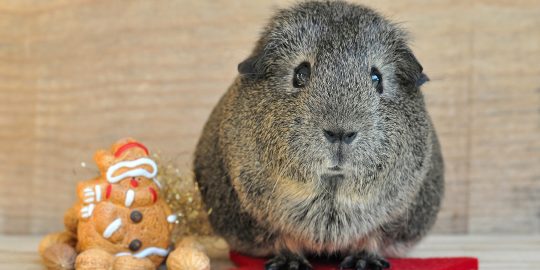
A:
[230, 251, 478, 270]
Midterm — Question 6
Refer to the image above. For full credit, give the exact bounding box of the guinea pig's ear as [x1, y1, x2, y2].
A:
[416, 72, 430, 87]
[238, 54, 263, 78]
[397, 48, 429, 88]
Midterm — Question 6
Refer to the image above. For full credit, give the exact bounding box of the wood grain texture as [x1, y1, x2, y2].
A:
[0, 0, 538, 235]
[2, 234, 540, 270]
[467, 1, 540, 233]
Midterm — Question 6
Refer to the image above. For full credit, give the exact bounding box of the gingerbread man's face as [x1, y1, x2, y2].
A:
[115, 175, 155, 191]
[99, 141, 162, 207]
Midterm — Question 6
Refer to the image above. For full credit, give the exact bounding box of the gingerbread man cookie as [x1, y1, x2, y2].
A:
[68, 138, 176, 268]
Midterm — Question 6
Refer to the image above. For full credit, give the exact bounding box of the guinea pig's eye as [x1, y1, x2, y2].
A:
[370, 67, 383, 94]
[293, 62, 311, 88]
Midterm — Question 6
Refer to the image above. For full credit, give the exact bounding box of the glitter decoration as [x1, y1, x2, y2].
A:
[153, 154, 213, 243]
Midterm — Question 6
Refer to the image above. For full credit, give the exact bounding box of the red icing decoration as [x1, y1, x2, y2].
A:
[106, 184, 112, 199]
[114, 142, 149, 158]
[149, 187, 157, 203]
[130, 178, 139, 188]
[229, 251, 478, 270]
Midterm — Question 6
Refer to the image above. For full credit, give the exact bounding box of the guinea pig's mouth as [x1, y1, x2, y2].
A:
[320, 172, 345, 181]
[328, 165, 342, 171]
[321, 164, 348, 175]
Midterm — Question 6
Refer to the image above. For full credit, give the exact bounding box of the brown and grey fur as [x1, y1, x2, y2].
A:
[194, 1, 444, 269]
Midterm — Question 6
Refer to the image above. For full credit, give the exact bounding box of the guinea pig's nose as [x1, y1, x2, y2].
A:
[323, 130, 358, 144]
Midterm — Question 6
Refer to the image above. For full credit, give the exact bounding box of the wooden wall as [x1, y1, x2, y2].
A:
[0, 0, 538, 235]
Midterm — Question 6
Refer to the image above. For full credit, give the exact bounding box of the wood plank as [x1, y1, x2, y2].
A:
[0, 0, 539, 235]
[11, 0, 278, 234]
[468, 0, 540, 233]
[1, 234, 539, 270]
[22, 0, 472, 234]
[410, 235, 540, 270]
[0, 7, 37, 234]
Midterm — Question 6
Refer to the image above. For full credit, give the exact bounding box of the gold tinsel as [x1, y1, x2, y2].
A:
[152, 154, 213, 243]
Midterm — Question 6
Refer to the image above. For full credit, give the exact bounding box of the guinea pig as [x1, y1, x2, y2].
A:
[194, 1, 444, 269]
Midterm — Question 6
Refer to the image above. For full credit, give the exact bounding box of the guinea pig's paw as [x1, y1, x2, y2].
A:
[339, 251, 390, 270]
[264, 253, 312, 270]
